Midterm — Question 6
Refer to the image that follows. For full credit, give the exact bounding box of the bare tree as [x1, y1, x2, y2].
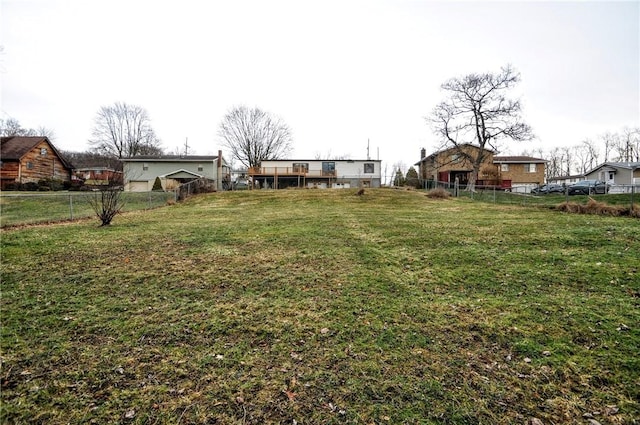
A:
[87, 188, 125, 226]
[90, 102, 162, 159]
[574, 139, 600, 174]
[218, 105, 293, 169]
[614, 127, 640, 162]
[599, 131, 618, 163]
[428, 65, 533, 191]
[0, 117, 25, 136]
[544, 147, 565, 179]
[0, 117, 56, 140]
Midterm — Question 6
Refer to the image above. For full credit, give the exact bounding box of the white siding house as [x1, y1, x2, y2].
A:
[249, 159, 382, 189]
[122, 154, 229, 192]
[584, 162, 640, 193]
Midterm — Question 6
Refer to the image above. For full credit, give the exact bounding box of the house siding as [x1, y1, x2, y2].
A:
[122, 156, 229, 192]
[417, 145, 547, 191]
[418, 145, 481, 182]
[254, 160, 382, 188]
[1, 140, 71, 187]
[124, 160, 218, 182]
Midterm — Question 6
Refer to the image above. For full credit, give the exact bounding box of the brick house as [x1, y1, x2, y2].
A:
[0, 136, 73, 189]
[73, 167, 123, 187]
[492, 156, 548, 192]
[415, 145, 547, 192]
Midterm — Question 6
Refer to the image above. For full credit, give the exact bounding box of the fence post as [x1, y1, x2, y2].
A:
[632, 185, 635, 212]
[69, 194, 74, 220]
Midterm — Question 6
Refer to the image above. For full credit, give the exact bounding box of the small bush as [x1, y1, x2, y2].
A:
[152, 176, 163, 191]
[426, 188, 452, 199]
[87, 189, 125, 226]
[23, 182, 39, 191]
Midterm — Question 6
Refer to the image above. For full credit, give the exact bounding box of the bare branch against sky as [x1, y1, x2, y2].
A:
[429, 65, 533, 190]
[218, 105, 293, 169]
[89, 102, 162, 159]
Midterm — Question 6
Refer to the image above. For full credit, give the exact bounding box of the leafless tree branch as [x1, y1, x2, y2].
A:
[218, 106, 293, 168]
[427, 65, 533, 191]
[89, 102, 162, 159]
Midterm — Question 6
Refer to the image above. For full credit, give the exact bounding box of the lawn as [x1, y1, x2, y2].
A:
[1, 189, 638, 424]
[0, 191, 174, 228]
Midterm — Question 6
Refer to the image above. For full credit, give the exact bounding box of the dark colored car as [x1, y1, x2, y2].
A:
[567, 180, 609, 195]
[531, 184, 564, 194]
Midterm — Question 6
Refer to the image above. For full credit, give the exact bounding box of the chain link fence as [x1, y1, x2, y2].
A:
[0, 191, 175, 228]
[424, 180, 639, 211]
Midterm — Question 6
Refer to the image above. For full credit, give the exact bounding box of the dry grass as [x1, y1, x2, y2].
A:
[2, 189, 639, 424]
[426, 187, 452, 199]
[556, 197, 640, 217]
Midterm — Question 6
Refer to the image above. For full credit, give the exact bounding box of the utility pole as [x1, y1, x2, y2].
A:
[183, 138, 190, 156]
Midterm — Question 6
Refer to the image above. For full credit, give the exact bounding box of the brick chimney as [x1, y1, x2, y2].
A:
[420, 147, 426, 160]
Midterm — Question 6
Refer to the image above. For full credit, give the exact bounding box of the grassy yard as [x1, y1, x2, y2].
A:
[1, 189, 638, 424]
[0, 191, 174, 228]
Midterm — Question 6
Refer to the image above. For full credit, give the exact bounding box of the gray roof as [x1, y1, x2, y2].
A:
[121, 155, 219, 162]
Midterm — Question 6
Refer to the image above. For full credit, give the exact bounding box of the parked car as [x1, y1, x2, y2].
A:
[531, 184, 564, 194]
[567, 180, 609, 195]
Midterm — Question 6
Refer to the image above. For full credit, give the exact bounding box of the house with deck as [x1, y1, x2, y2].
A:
[415, 145, 547, 192]
[248, 159, 382, 189]
[0, 136, 73, 189]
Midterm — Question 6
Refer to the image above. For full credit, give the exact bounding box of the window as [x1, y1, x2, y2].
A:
[525, 163, 537, 173]
[293, 163, 309, 173]
[322, 162, 335, 176]
[198, 165, 204, 172]
[26, 161, 34, 170]
[143, 163, 149, 171]
[364, 163, 375, 174]
[501, 164, 509, 172]
[40, 148, 47, 156]
[451, 154, 461, 163]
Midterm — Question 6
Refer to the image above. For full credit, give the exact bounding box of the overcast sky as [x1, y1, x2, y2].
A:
[1, 0, 639, 174]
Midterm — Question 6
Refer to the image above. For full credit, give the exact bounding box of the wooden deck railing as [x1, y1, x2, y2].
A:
[248, 167, 336, 177]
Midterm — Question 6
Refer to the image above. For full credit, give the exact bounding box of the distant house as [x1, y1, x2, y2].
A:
[249, 159, 382, 189]
[415, 145, 547, 192]
[121, 152, 230, 192]
[415, 144, 496, 187]
[547, 174, 584, 186]
[0, 136, 73, 189]
[73, 167, 123, 187]
[492, 156, 548, 193]
[583, 162, 640, 193]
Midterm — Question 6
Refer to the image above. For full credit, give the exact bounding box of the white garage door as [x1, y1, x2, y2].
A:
[128, 180, 150, 192]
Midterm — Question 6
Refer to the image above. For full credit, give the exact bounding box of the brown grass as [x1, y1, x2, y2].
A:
[426, 187, 452, 199]
[556, 197, 639, 217]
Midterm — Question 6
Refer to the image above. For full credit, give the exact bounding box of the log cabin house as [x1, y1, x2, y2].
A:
[1, 136, 73, 189]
